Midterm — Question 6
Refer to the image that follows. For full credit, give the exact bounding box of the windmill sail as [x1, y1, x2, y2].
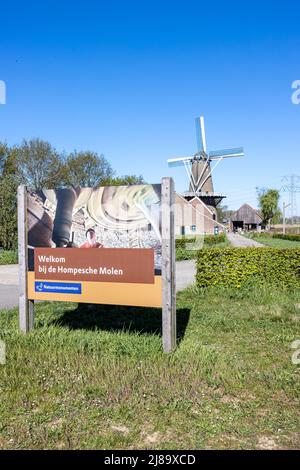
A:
[190, 116, 214, 193]
[195, 116, 207, 153]
[167, 156, 194, 167]
[209, 147, 244, 159]
[167, 115, 244, 198]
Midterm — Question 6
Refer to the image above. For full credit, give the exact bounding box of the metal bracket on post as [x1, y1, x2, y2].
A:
[161, 177, 176, 353]
[18, 185, 34, 333]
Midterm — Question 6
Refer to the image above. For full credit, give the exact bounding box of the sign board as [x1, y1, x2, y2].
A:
[18, 179, 176, 352]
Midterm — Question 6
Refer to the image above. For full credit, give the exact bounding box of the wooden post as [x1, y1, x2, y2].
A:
[161, 177, 176, 352]
[18, 185, 34, 333]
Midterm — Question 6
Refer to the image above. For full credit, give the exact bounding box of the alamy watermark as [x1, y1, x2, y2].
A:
[291, 340, 300, 365]
[0, 80, 6, 104]
[291, 80, 300, 105]
[291, 303, 300, 365]
[0, 340, 6, 365]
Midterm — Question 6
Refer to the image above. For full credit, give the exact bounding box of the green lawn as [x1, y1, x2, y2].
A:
[0, 286, 299, 449]
[251, 236, 300, 249]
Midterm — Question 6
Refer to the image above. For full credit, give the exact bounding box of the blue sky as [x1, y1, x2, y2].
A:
[0, 0, 299, 212]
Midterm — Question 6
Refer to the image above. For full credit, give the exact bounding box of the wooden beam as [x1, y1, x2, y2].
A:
[161, 177, 176, 352]
[18, 185, 34, 333]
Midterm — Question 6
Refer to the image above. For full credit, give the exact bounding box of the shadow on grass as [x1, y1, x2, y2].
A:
[52, 303, 191, 342]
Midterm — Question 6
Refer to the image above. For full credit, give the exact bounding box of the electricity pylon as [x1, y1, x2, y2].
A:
[281, 174, 300, 224]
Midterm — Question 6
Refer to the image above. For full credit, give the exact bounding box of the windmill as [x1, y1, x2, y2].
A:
[168, 116, 244, 211]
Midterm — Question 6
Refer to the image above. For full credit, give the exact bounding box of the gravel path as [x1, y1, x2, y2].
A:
[227, 232, 264, 248]
[176, 260, 196, 291]
[0, 265, 19, 310]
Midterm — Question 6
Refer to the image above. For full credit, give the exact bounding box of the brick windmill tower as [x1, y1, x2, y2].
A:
[168, 116, 244, 216]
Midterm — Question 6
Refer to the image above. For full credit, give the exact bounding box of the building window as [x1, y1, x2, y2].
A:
[191, 225, 196, 232]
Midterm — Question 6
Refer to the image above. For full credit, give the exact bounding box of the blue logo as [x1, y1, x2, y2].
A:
[35, 281, 82, 294]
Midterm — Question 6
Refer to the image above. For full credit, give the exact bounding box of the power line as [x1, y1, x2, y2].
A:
[218, 181, 282, 195]
[281, 174, 300, 223]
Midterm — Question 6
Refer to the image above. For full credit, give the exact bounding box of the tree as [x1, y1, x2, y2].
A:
[0, 174, 18, 249]
[1, 145, 19, 176]
[64, 151, 114, 187]
[257, 188, 281, 228]
[0, 138, 145, 248]
[102, 174, 145, 186]
[16, 138, 65, 190]
[0, 143, 20, 249]
[0, 143, 6, 175]
[216, 204, 234, 223]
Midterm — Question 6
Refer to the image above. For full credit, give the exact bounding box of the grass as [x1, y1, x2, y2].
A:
[0, 250, 18, 265]
[0, 286, 299, 449]
[250, 236, 300, 249]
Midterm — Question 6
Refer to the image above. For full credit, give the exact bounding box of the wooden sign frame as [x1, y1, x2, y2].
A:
[17, 178, 176, 352]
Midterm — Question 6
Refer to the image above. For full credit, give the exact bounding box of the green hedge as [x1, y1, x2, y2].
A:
[247, 232, 272, 239]
[0, 250, 18, 265]
[176, 233, 226, 249]
[175, 237, 196, 249]
[204, 233, 226, 246]
[273, 234, 300, 242]
[176, 248, 197, 261]
[196, 247, 300, 288]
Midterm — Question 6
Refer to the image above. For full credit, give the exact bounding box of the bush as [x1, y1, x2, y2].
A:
[176, 248, 198, 261]
[0, 175, 18, 250]
[196, 247, 300, 288]
[176, 233, 228, 260]
[247, 232, 272, 239]
[273, 234, 300, 242]
[175, 233, 226, 249]
[0, 250, 18, 265]
[204, 233, 226, 246]
[175, 237, 196, 249]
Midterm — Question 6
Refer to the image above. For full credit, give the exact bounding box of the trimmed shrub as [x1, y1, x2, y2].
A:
[175, 237, 196, 249]
[273, 234, 300, 242]
[175, 233, 226, 249]
[247, 232, 272, 239]
[176, 233, 228, 260]
[204, 232, 226, 246]
[176, 248, 198, 261]
[196, 247, 300, 288]
[0, 250, 18, 265]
